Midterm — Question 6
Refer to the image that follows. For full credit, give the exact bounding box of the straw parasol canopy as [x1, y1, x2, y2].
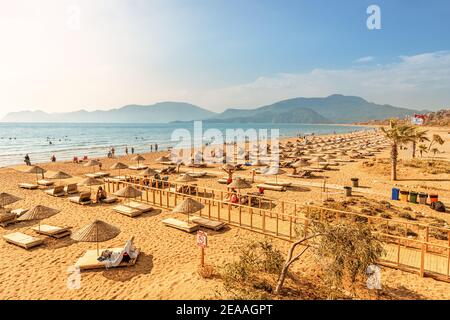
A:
[156, 156, 171, 163]
[172, 198, 204, 223]
[139, 167, 158, 176]
[262, 166, 286, 183]
[110, 162, 128, 177]
[47, 171, 72, 185]
[227, 177, 252, 190]
[222, 163, 235, 172]
[175, 174, 197, 183]
[18, 205, 60, 221]
[131, 154, 145, 166]
[113, 185, 142, 202]
[0, 192, 22, 208]
[83, 159, 101, 173]
[71, 220, 120, 255]
[311, 156, 326, 163]
[18, 205, 60, 231]
[24, 165, 47, 182]
[78, 177, 103, 193]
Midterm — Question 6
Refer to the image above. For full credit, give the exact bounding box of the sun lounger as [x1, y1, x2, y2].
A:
[37, 179, 54, 186]
[69, 192, 92, 205]
[45, 185, 65, 197]
[113, 205, 143, 217]
[10, 208, 28, 217]
[3, 232, 44, 249]
[0, 211, 17, 227]
[191, 216, 226, 231]
[188, 172, 207, 178]
[85, 172, 110, 178]
[128, 165, 148, 170]
[162, 218, 200, 233]
[256, 184, 286, 191]
[265, 181, 292, 187]
[217, 178, 228, 184]
[126, 201, 153, 213]
[288, 171, 314, 178]
[64, 183, 78, 194]
[74, 238, 140, 270]
[18, 182, 39, 190]
[159, 161, 175, 165]
[100, 196, 118, 204]
[32, 225, 71, 238]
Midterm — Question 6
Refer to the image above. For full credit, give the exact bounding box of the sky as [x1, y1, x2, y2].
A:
[0, 0, 449, 118]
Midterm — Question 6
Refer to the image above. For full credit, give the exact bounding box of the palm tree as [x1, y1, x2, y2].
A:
[428, 134, 444, 151]
[381, 120, 415, 181]
[418, 144, 428, 158]
[411, 129, 429, 158]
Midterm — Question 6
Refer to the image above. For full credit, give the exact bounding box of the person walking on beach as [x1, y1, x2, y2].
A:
[125, 147, 128, 155]
[131, 147, 134, 154]
[155, 143, 158, 152]
[111, 147, 115, 157]
[150, 145, 153, 152]
[51, 154, 56, 162]
[24, 154, 31, 166]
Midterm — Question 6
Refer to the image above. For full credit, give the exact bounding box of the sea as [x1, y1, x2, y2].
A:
[0, 122, 371, 167]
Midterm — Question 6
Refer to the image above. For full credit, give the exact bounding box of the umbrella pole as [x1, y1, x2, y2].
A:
[96, 225, 99, 256]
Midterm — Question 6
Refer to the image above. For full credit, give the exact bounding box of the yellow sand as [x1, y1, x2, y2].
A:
[0, 126, 449, 300]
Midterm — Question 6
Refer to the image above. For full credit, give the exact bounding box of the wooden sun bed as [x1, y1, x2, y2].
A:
[74, 247, 140, 271]
[191, 216, 226, 231]
[69, 192, 92, 205]
[11, 208, 28, 217]
[113, 205, 143, 217]
[0, 216, 17, 227]
[64, 184, 78, 194]
[264, 181, 292, 187]
[32, 225, 71, 238]
[45, 185, 66, 197]
[188, 172, 207, 177]
[37, 179, 54, 186]
[128, 165, 148, 170]
[126, 201, 153, 213]
[162, 218, 200, 233]
[3, 232, 44, 249]
[256, 184, 286, 192]
[85, 172, 110, 178]
[100, 196, 118, 204]
[18, 182, 39, 190]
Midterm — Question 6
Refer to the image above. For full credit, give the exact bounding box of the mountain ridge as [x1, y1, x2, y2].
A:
[2, 95, 429, 124]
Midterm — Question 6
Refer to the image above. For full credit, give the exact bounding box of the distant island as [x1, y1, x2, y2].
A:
[2, 94, 429, 124]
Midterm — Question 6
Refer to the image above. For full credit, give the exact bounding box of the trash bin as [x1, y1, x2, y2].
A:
[400, 190, 409, 202]
[344, 186, 352, 197]
[418, 193, 428, 205]
[392, 188, 400, 201]
[430, 194, 439, 204]
[409, 191, 418, 204]
[351, 178, 359, 187]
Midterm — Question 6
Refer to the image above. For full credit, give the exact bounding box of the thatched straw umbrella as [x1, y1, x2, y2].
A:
[175, 174, 197, 183]
[156, 156, 171, 163]
[110, 162, 128, 177]
[172, 198, 204, 223]
[47, 171, 72, 185]
[262, 166, 286, 183]
[227, 177, 252, 196]
[71, 220, 120, 255]
[139, 167, 158, 177]
[131, 155, 145, 167]
[83, 159, 101, 173]
[0, 193, 21, 208]
[18, 205, 60, 231]
[24, 165, 46, 182]
[291, 159, 310, 174]
[78, 177, 103, 193]
[311, 156, 326, 163]
[221, 163, 235, 181]
[113, 185, 142, 204]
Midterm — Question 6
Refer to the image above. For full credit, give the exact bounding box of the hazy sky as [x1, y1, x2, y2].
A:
[1, 0, 449, 118]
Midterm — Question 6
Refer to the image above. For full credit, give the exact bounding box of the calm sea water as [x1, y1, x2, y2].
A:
[0, 122, 370, 167]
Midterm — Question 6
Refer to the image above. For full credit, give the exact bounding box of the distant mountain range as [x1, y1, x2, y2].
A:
[2, 95, 428, 124]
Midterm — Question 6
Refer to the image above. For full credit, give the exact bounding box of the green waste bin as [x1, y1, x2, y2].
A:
[409, 192, 418, 204]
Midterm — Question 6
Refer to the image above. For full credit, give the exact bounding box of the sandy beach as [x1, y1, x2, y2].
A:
[1, 126, 449, 300]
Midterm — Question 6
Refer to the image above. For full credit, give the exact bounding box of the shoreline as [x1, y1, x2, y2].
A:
[1, 123, 376, 169]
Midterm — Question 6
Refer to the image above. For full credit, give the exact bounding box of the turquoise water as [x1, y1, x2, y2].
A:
[0, 122, 370, 167]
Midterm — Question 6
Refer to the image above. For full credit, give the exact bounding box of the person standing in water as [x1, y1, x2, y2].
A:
[24, 154, 31, 166]
[125, 147, 128, 155]
[155, 143, 158, 152]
